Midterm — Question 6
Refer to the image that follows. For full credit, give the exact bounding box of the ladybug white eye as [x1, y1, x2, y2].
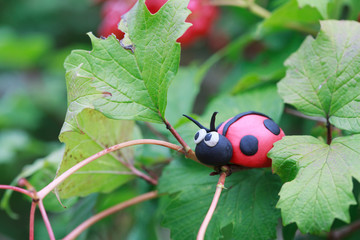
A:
[204, 132, 219, 147]
[194, 129, 207, 144]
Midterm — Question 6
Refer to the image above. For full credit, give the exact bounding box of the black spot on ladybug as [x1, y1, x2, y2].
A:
[240, 135, 258, 156]
[205, 133, 212, 141]
[263, 119, 281, 135]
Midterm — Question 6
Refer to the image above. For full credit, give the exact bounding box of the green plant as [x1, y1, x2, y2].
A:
[2, 0, 360, 239]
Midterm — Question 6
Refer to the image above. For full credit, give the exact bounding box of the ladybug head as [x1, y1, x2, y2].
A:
[183, 112, 233, 166]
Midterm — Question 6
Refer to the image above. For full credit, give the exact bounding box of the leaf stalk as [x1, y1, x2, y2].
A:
[197, 171, 227, 240]
[63, 191, 158, 240]
[37, 139, 184, 199]
[326, 116, 332, 145]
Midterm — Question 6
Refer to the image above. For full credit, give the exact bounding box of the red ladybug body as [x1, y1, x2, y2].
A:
[217, 112, 285, 168]
[184, 111, 285, 167]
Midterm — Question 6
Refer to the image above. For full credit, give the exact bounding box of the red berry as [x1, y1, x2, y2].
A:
[178, 0, 219, 47]
[145, 0, 168, 14]
[98, 0, 136, 39]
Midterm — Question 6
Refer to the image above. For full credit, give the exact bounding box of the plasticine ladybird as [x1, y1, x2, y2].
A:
[184, 111, 285, 167]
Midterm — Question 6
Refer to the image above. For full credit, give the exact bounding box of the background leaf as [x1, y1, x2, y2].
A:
[158, 159, 281, 240]
[204, 84, 284, 123]
[57, 109, 136, 198]
[298, 0, 332, 19]
[262, 0, 322, 31]
[165, 65, 201, 125]
[63, 0, 191, 126]
[268, 135, 360, 233]
[278, 20, 360, 132]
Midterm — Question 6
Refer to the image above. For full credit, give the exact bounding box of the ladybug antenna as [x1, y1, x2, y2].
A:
[210, 112, 218, 131]
[183, 114, 210, 132]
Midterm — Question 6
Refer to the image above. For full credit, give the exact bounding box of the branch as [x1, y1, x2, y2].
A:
[164, 118, 200, 164]
[37, 139, 184, 199]
[63, 191, 158, 240]
[0, 185, 33, 198]
[145, 122, 169, 141]
[38, 200, 55, 240]
[211, 0, 318, 35]
[211, 0, 270, 18]
[285, 108, 326, 123]
[197, 171, 227, 240]
[29, 201, 36, 240]
[127, 164, 158, 185]
[326, 116, 332, 145]
[328, 219, 360, 239]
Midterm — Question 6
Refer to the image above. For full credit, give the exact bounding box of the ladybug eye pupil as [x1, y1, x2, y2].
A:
[205, 134, 212, 141]
[194, 132, 200, 140]
[204, 132, 219, 147]
[194, 129, 207, 144]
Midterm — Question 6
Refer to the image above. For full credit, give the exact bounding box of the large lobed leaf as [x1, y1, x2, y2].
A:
[63, 0, 191, 131]
[278, 20, 360, 132]
[268, 135, 360, 233]
[57, 109, 136, 198]
[158, 159, 281, 240]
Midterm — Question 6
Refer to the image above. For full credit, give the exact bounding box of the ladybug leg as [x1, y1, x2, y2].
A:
[209, 165, 233, 176]
[209, 166, 221, 176]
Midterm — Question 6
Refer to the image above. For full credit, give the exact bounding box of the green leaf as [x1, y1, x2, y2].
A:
[1, 146, 65, 218]
[0, 130, 30, 163]
[158, 159, 281, 240]
[61, 67, 103, 133]
[278, 20, 360, 132]
[165, 65, 201, 125]
[56, 109, 136, 198]
[262, 0, 322, 30]
[298, 0, 332, 19]
[204, 84, 284, 124]
[268, 135, 360, 233]
[0, 28, 52, 70]
[63, 0, 191, 127]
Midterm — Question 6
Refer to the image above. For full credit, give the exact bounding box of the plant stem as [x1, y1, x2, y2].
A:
[197, 172, 227, 240]
[211, 0, 317, 35]
[38, 200, 55, 240]
[328, 219, 360, 239]
[0, 185, 33, 198]
[29, 201, 36, 240]
[37, 139, 184, 199]
[127, 164, 158, 185]
[164, 118, 199, 162]
[285, 108, 326, 123]
[63, 191, 158, 240]
[145, 122, 169, 141]
[211, 0, 270, 18]
[326, 116, 332, 145]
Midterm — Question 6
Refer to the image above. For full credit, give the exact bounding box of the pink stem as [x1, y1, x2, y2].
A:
[38, 139, 184, 199]
[197, 172, 227, 240]
[127, 164, 158, 185]
[29, 201, 36, 240]
[63, 191, 158, 240]
[0, 185, 33, 198]
[38, 200, 55, 240]
[164, 118, 198, 162]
